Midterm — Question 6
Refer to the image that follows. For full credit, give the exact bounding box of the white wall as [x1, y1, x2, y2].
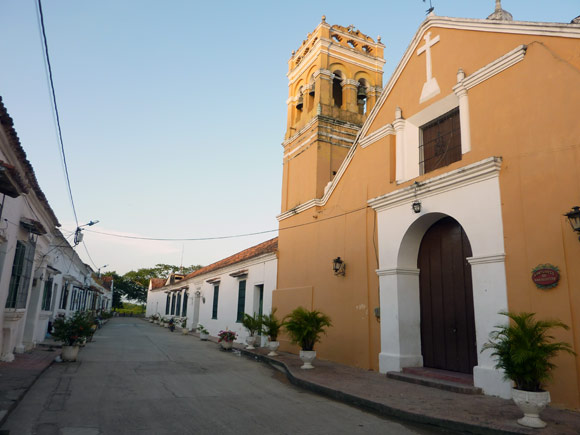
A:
[146, 254, 277, 345]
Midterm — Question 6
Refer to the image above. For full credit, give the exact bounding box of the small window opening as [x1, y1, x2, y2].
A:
[420, 108, 462, 174]
[332, 72, 343, 108]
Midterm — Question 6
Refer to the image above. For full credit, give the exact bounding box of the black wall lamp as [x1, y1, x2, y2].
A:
[412, 200, 422, 213]
[333, 257, 346, 276]
[564, 206, 580, 241]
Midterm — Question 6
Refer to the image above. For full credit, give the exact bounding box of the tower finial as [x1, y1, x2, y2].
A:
[487, 0, 513, 21]
[321, 15, 326, 23]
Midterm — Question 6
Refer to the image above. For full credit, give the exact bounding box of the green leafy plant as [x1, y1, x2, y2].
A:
[242, 313, 262, 336]
[261, 309, 282, 341]
[283, 306, 332, 351]
[482, 312, 576, 392]
[197, 324, 209, 334]
[218, 330, 237, 343]
[52, 311, 94, 346]
[180, 317, 187, 328]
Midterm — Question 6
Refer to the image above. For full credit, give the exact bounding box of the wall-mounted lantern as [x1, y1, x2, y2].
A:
[412, 200, 422, 213]
[332, 257, 346, 276]
[564, 206, 580, 241]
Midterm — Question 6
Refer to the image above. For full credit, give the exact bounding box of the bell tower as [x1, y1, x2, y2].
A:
[281, 16, 385, 212]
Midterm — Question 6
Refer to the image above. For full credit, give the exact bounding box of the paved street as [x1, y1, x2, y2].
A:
[1, 318, 453, 435]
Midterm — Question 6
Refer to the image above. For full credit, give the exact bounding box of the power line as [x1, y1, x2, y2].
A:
[36, 0, 79, 228]
[78, 206, 368, 242]
[82, 240, 98, 269]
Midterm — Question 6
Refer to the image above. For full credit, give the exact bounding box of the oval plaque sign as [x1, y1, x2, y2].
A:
[531, 264, 560, 290]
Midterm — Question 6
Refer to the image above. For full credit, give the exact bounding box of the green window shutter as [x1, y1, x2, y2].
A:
[236, 280, 246, 322]
[212, 285, 219, 319]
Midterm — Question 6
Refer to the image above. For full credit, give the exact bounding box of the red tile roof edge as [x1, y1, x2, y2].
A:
[183, 237, 278, 281]
[150, 278, 167, 289]
[0, 96, 60, 227]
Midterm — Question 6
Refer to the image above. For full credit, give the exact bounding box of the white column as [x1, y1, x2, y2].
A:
[468, 253, 512, 399]
[393, 107, 406, 183]
[454, 69, 471, 154]
[377, 267, 423, 373]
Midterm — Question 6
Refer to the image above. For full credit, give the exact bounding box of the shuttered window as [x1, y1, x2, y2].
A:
[420, 108, 461, 174]
[212, 285, 219, 319]
[5, 241, 35, 309]
[236, 280, 246, 323]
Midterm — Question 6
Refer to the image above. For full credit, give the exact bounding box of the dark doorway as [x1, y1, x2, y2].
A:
[417, 217, 477, 374]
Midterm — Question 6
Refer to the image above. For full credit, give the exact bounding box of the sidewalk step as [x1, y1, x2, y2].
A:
[387, 369, 482, 395]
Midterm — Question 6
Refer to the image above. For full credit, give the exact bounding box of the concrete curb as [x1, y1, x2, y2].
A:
[236, 347, 524, 435]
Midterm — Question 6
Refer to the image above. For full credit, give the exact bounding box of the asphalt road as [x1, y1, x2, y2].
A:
[2, 318, 456, 435]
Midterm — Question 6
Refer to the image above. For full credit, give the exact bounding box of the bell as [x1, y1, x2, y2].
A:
[309, 84, 315, 96]
[296, 95, 304, 110]
[357, 86, 367, 100]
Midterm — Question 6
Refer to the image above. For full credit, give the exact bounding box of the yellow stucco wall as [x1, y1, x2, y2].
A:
[275, 22, 580, 408]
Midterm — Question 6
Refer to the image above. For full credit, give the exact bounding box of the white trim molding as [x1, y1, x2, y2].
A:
[360, 123, 394, 149]
[453, 45, 527, 93]
[376, 268, 420, 277]
[369, 156, 503, 212]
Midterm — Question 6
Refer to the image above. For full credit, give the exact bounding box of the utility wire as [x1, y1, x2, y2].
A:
[80, 206, 368, 242]
[36, 0, 79, 228]
[82, 240, 98, 269]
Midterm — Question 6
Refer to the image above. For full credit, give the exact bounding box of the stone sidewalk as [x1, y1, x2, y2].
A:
[226, 342, 580, 435]
[0, 345, 60, 426]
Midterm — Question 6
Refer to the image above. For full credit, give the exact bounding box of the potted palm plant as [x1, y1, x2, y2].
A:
[261, 309, 282, 356]
[241, 313, 262, 350]
[283, 306, 332, 369]
[51, 311, 93, 362]
[180, 317, 188, 334]
[197, 324, 209, 341]
[482, 311, 575, 428]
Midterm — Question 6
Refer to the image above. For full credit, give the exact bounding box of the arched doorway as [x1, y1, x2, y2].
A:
[417, 217, 477, 374]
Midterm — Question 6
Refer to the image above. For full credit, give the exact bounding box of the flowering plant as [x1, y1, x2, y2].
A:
[51, 311, 93, 346]
[217, 330, 237, 343]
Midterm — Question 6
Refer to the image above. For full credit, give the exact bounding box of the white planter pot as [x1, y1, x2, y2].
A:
[221, 340, 233, 350]
[299, 350, 316, 369]
[182, 328, 189, 335]
[61, 345, 80, 362]
[267, 341, 280, 356]
[511, 388, 551, 428]
[245, 335, 257, 350]
[199, 332, 209, 341]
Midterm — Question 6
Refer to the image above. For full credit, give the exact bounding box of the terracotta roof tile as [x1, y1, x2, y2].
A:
[150, 278, 167, 289]
[0, 96, 60, 227]
[184, 237, 278, 280]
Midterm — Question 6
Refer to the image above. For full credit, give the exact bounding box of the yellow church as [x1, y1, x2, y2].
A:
[272, 5, 580, 409]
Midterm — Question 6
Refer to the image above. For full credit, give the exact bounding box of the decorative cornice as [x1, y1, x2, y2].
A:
[359, 123, 394, 149]
[368, 156, 502, 212]
[376, 268, 420, 277]
[467, 254, 506, 265]
[453, 45, 526, 95]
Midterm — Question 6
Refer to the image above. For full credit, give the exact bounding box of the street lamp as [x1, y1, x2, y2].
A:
[98, 264, 108, 277]
[74, 220, 99, 246]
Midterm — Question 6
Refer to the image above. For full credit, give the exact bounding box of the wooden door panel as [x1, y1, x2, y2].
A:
[418, 217, 477, 374]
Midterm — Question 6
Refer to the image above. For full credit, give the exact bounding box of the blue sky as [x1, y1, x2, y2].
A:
[0, 1, 578, 274]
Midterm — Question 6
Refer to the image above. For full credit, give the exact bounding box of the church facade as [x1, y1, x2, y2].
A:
[273, 10, 580, 408]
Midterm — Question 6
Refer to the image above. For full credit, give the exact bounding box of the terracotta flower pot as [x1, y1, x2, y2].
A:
[182, 328, 189, 335]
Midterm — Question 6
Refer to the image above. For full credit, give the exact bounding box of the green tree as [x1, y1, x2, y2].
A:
[104, 264, 202, 305]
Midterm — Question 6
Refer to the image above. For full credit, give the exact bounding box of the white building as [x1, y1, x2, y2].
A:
[146, 238, 277, 344]
[0, 96, 110, 361]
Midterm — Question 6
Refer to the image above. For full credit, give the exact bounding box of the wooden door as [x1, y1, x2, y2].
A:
[418, 217, 478, 374]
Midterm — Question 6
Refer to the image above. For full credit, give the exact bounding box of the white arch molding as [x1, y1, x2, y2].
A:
[369, 157, 512, 399]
